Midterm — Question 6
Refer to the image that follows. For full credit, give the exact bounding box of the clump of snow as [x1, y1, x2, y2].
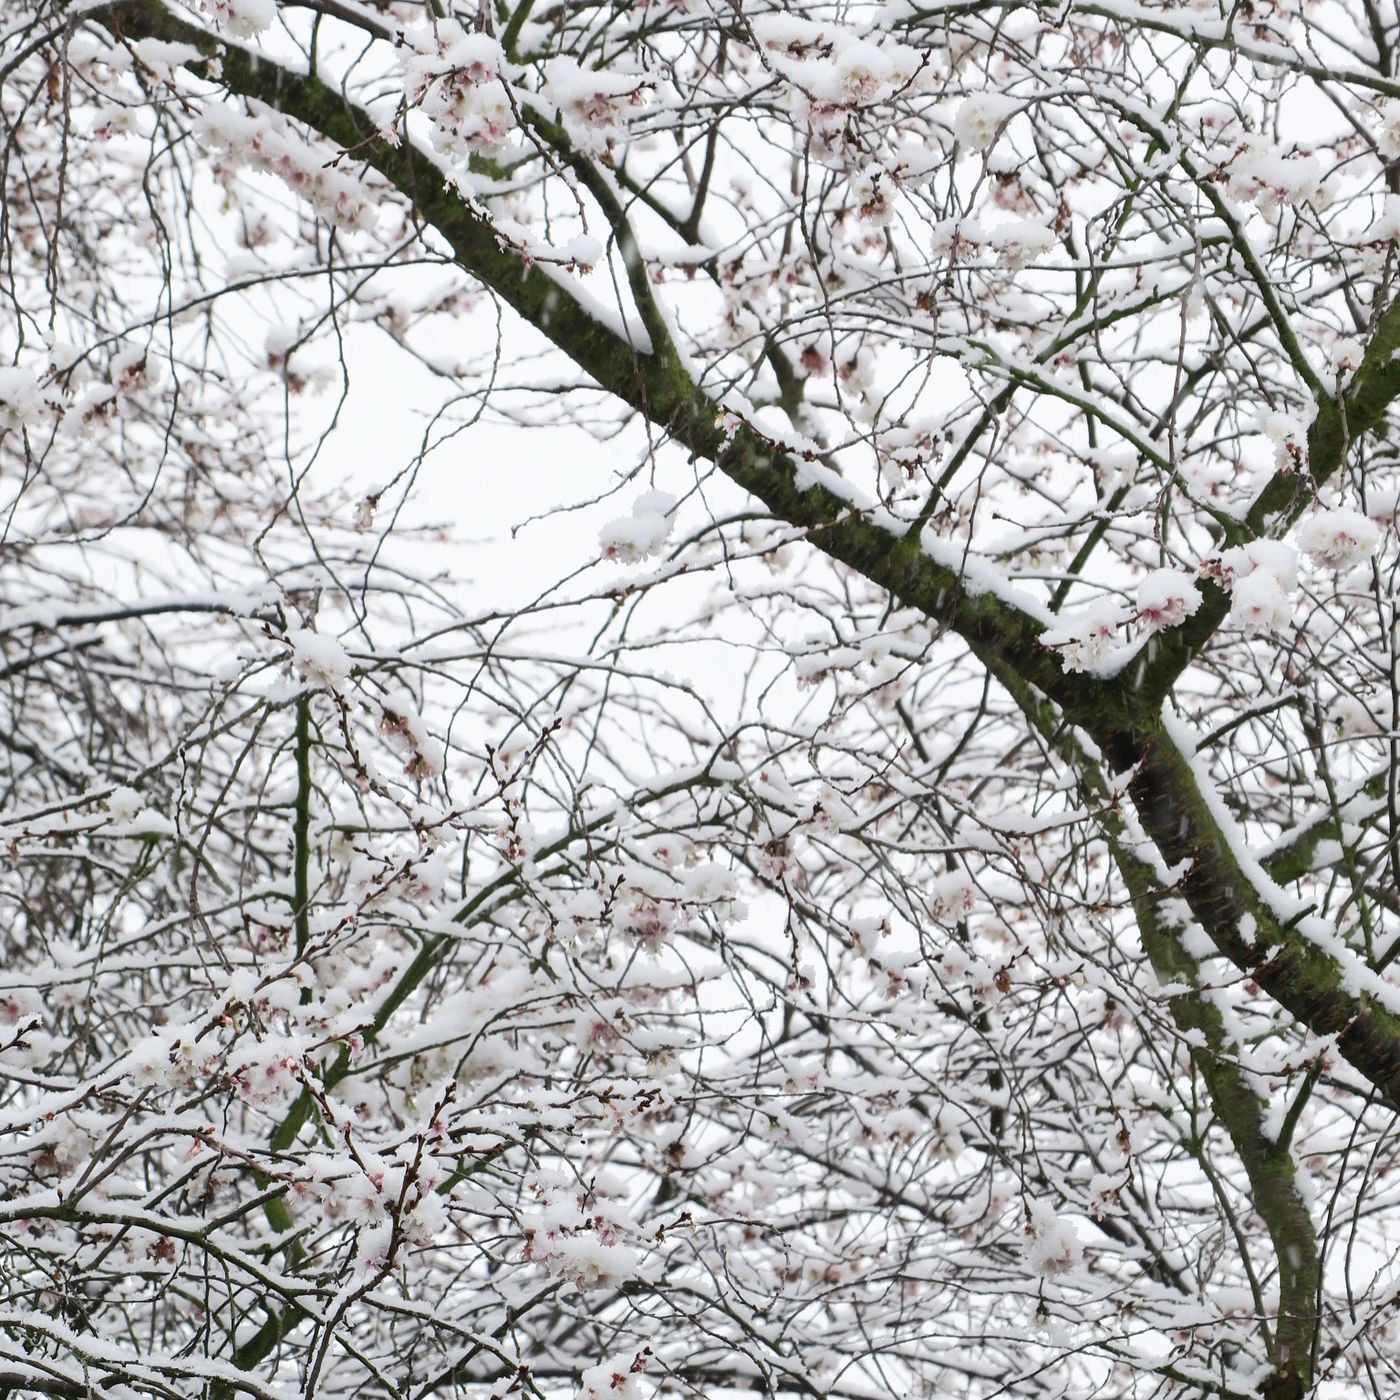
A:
[599, 490, 677, 564]
[1296, 508, 1379, 570]
[1136, 568, 1202, 632]
[954, 92, 1020, 153]
[1333, 693, 1391, 738]
[1367, 193, 1400, 242]
[1378, 101, 1400, 160]
[131, 39, 203, 83]
[563, 234, 603, 269]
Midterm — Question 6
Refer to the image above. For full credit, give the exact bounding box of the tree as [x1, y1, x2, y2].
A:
[4, 0, 1400, 1395]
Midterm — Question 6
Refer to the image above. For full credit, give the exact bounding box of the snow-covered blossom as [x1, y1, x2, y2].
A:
[1258, 411, 1308, 473]
[523, 1178, 640, 1291]
[229, 1042, 301, 1104]
[1296, 508, 1379, 570]
[1024, 1200, 1082, 1276]
[402, 28, 513, 156]
[953, 93, 1019, 153]
[1331, 337, 1365, 376]
[0, 365, 54, 430]
[1228, 573, 1291, 633]
[379, 693, 444, 778]
[545, 58, 644, 154]
[287, 629, 353, 690]
[929, 217, 1055, 266]
[1136, 569, 1202, 632]
[208, 0, 275, 37]
[1218, 540, 1298, 633]
[1040, 598, 1129, 674]
[1226, 539, 1298, 592]
[599, 490, 677, 564]
[928, 869, 976, 924]
[1223, 137, 1325, 210]
[194, 108, 376, 232]
[578, 1359, 650, 1400]
[832, 40, 914, 106]
[126, 1027, 213, 1091]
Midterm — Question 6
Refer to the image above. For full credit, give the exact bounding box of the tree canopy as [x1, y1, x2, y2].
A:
[4, 1, 1400, 1397]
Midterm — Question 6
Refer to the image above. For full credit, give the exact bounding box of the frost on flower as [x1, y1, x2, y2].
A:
[953, 92, 1020, 153]
[1218, 540, 1298, 633]
[599, 490, 677, 564]
[1040, 598, 1128, 674]
[1024, 1200, 1082, 1276]
[1296, 508, 1379, 570]
[1136, 569, 1202, 632]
